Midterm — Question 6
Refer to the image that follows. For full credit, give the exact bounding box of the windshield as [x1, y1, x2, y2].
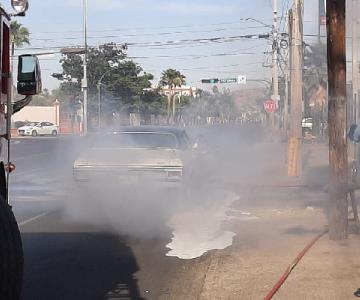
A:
[92, 132, 178, 149]
[26, 122, 39, 126]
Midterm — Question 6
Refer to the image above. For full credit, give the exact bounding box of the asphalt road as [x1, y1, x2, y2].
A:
[10, 136, 179, 300]
[9, 124, 265, 300]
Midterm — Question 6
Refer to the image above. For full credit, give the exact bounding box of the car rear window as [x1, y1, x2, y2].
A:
[92, 132, 179, 149]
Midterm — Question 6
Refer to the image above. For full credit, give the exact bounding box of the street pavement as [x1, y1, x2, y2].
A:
[10, 124, 297, 300]
[10, 136, 176, 300]
[11, 128, 360, 300]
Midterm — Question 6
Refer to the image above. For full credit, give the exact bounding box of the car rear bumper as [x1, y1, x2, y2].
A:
[73, 166, 184, 187]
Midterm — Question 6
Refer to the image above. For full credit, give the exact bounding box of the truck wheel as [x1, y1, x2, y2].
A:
[31, 130, 37, 137]
[0, 200, 24, 300]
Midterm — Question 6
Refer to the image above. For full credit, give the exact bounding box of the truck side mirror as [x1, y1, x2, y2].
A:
[17, 54, 42, 96]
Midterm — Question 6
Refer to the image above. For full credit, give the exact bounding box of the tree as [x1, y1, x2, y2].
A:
[53, 43, 127, 95]
[179, 86, 243, 125]
[29, 89, 55, 106]
[10, 21, 30, 56]
[159, 69, 186, 119]
[304, 43, 327, 83]
[103, 61, 155, 113]
[53, 43, 162, 122]
[139, 89, 167, 123]
[212, 85, 220, 95]
[304, 42, 328, 135]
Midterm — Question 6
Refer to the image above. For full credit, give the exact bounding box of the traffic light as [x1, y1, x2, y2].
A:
[201, 78, 219, 84]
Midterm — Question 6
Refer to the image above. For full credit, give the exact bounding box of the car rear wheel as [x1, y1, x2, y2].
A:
[31, 130, 37, 137]
[51, 130, 57, 137]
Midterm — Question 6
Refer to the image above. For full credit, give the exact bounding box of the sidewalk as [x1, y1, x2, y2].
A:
[221, 142, 360, 299]
[160, 141, 360, 299]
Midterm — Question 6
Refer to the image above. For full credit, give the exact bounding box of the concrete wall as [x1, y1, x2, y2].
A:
[12, 105, 60, 126]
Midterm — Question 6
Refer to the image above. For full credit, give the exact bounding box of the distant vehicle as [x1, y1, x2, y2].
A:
[18, 121, 58, 137]
[302, 117, 313, 130]
[17, 121, 39, 133]
[73, 126, 195, 187]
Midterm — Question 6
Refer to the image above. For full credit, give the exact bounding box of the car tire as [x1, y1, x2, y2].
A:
[31, 130, 37, 137]
[51, 130, 57, 137]
[0, 199, 24, 300]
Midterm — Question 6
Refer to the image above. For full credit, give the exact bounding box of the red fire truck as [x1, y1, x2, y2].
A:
[0, 1, 42, 299]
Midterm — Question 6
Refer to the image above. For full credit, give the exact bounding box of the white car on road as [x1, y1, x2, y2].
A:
[18, 122, 59, 137]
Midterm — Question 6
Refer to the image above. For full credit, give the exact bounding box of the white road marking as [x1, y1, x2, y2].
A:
[18, 211, 52, 227]
[11, 168, 45, 176]
[11, 196, 57, 203]
[14, 152, 53, 161]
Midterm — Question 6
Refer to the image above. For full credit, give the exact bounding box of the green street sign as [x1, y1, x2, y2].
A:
[201, 78, 219, 84]
[220, 78, 237, 84]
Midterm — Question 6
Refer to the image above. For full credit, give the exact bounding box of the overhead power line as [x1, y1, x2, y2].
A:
[16, 32, 271, 51]
[33, 50, 264, 61]
[129, 52, 263, 60]
[178, 61, 264, 71]
[126, 33, 270, 47]
[28, 19, 272, 35]
[30, 25, 269, 41]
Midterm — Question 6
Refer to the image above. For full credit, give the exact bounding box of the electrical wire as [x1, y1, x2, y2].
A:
[15, 32, 270, 51]
[178, 61, 264, 71]
[129, 52, 263, 60]
[30, 25, 269, 41]
[28, 19, 269, 35]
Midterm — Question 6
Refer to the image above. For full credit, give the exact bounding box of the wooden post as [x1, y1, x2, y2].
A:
[284, 75, 289, 133]
[326, 0, 348, 240]
[271, 0, 279, 129]
[352, 0, 359, 162]
[288, 1, 303, 177]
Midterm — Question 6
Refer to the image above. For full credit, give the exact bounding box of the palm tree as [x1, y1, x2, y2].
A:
[10, 21, 30, 56]
[159, 69, 186, 120]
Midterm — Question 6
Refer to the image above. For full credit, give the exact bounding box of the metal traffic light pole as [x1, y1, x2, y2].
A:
[82, 0, 88, 135]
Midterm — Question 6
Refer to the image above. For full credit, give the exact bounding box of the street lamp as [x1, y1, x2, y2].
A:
[97, 64, 119, 129]
[11, 0, 28, 14]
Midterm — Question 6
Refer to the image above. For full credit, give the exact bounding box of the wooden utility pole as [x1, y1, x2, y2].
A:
[327, 0, 348, 240]
[318, 0, 321, 44]
[284, 72, 290, 134]
[287, 1, 303, 177]
[283, 13, 291, 135]
[352, 0, 359, 127]
[271, 0, 279, 128]
[351, 0, 359, 169]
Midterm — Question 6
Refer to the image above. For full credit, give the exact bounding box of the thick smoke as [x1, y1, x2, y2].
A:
[57, 89, 273, 241]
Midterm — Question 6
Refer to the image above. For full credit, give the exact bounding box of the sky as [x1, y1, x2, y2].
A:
[3, 0, 321, 91]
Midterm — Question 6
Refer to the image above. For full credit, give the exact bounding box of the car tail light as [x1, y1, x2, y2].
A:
[167, 170, 183, 181]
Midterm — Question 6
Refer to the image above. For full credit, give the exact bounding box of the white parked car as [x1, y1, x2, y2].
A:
[18, 121, 59, 137]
